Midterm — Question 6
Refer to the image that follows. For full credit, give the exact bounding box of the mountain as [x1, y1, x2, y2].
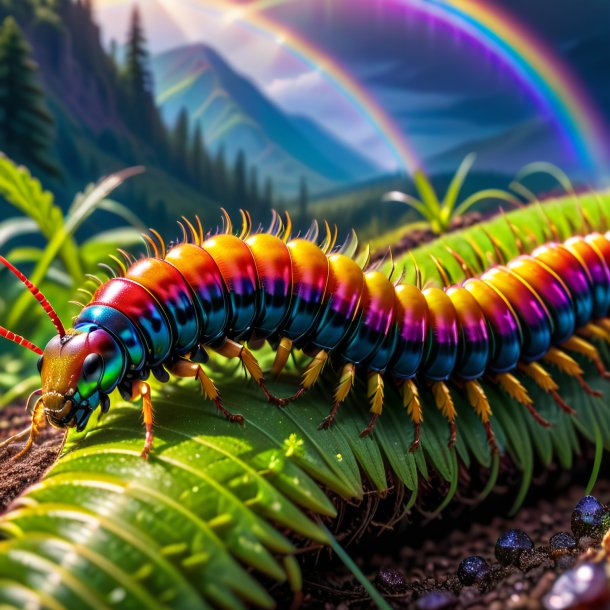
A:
[428, 118, 588, 179]
[151, 44, 381, 196]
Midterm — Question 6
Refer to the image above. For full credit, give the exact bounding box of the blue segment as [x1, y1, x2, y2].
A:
[421, 328, 459, 380]
[76, 306, 146, 371]
[456, 338, 489, 380]
[366, 326, 399, 372]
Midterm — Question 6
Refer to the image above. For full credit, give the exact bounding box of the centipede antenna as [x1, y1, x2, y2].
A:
[108, 254, 127, 277]
[181, 216, 199, 245]
[98, 262, 117, 279]
[282, 211, 292, 242]
[444, 244, 475, 278]
[0, 255, 66, 338]
[149, 228, 166, 258]
[0, 325, 43, 354]
[430, 254, 452, 288]
[408, 251, 422, 290]
[85, 273, 103, 286]
[220, 208, 233, 235]
[194, 215, 204, 245]
[141, 233, 159, 258]
[304, 219, 319, 243]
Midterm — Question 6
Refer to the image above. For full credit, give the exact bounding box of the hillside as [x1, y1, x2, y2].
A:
[0, 1, 225, 231]
[152, 44, 380, 197]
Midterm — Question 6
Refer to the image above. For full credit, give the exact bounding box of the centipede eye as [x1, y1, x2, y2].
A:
[37, 356, 43, 373]
[82, 353, 103, 382]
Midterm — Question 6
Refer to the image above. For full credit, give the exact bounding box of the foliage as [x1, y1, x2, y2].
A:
[382, 153, 517, 234]
[0, 155, 143, 336]
[0, 16, 59, 175]
[0, 189, 609, 607]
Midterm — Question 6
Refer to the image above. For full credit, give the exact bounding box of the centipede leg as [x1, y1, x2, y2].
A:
[12, 398, 46, 460]
[168, 357, 244, 424]
[543, 347, 602, 397]
[489, 372, 550, 427]
[360, 372, 384, 438]
[464, 380, 498, 453]
[430, 381, 457, 448]
[214, 339, 288, 405]
[401, 379, 423, 452]
[517, 361, 576, 415]
[131, 381, 154, 459]
[562, 336, 610, 379]
[319, 362, 355, 429]
[271, 337, 293, 378]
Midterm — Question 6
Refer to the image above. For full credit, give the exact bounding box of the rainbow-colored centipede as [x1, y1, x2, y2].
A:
[1, 210, 609, 459]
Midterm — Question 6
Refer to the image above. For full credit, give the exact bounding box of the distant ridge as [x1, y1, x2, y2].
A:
[152, 44, 381, 196]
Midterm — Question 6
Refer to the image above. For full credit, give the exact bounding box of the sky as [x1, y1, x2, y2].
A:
[93, 0, 610, 178]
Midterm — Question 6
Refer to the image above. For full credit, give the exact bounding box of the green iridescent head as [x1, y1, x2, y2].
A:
[39, 327, 126, 431]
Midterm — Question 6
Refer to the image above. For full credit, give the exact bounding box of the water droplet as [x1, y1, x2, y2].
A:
[109, 588, 126, 603]
[336, 453, 343, 462]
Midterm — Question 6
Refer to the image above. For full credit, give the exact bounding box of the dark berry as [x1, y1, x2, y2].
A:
[495, 529, 534, 566]
[416, 590, 458, 610]
[549, 532, 577, 558]
[542, 562, 610, 609]
[375, 567, 406, 592]
[571, 496, 606, 539]
[457, 555, 490, 586]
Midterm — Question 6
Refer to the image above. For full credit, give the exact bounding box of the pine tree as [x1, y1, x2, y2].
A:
[0, 17, 59, 175]
[124, 5, 151, 96]
[232, 149, 247, 212]
[122, 5, 155, 137]
[260, 176, 273, 220]
[172, 108, 189, 179]
[190, 123, 209, 189]
[248, 166, 259, 215]
[213, 145, 228, 203]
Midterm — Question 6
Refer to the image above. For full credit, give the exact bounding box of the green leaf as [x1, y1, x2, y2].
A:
[1, 186, 610, 608]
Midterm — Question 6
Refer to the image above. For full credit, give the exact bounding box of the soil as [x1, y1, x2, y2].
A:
[0, 404, 64, 513]
[293, 472, 610, 609]
[1, 404, 609, 610]
[370, 212, 487, 263]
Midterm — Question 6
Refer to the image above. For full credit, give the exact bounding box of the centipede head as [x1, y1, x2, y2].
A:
[38, 328, 124, 431]
[0, 258, 123, 455]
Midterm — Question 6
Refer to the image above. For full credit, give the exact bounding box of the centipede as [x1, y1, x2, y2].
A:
[1, 208, 610, 460]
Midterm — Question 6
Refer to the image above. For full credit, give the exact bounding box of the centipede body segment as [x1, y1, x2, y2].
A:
[2, 211, 610, 459]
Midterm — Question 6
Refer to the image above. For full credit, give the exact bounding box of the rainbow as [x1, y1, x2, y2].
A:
[394, 0, 608, 172]
[174, 0, 423, 174]
[98, 0, 608, 174]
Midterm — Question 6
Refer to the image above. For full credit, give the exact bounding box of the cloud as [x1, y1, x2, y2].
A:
[264, 70, 327, 102]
